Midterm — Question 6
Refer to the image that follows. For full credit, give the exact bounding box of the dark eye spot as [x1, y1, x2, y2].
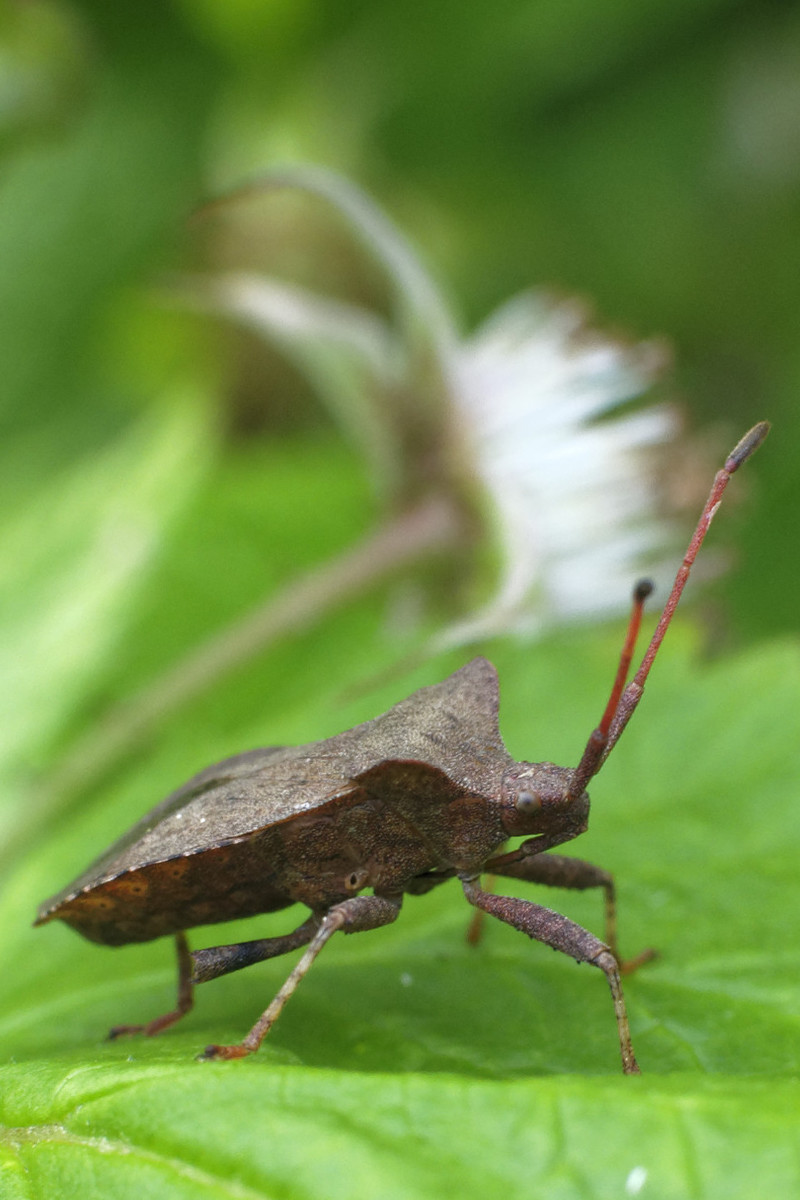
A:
[515, 789, 542, 813]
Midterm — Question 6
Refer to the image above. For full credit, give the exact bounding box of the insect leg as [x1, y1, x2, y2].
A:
[461, 876, 640, 1074]
[484, 847, 656, 973]
[191, 915, 320, 984]
[199, 893, 402, 1061]
[108, 931, 194, 1040]
[465, 873, 496, 946]
[405, 868, 455, 895]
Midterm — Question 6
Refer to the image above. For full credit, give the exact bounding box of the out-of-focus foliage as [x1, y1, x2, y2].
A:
[1, 2, 798, 1198]
[3, 0, 792, 630]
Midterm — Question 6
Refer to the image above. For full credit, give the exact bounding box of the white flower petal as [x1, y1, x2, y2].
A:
[439, 292, 679, 646]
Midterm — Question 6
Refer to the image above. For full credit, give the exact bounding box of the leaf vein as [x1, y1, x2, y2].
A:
[0, 1125, 268, 1199]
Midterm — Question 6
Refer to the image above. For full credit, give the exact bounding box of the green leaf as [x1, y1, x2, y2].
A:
[0, 399, 214, 851]
[1, 441, 798, 1199]
[1, 1067, 798, 1200]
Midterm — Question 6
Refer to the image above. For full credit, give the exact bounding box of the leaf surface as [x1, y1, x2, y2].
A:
[1, 442, 798, 1200]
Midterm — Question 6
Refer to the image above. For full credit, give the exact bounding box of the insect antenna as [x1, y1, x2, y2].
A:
[567, 420, 770, 800]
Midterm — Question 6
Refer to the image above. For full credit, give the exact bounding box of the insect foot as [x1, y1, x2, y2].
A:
[35, 423, 768, 1072]
[197, 895, 401, 1061]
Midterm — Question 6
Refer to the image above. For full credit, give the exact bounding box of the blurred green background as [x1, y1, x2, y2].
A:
[3, 0, 796, 641]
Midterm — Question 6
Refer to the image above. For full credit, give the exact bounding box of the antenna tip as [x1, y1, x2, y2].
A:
[726, 421, 770, 472]
[633, 578, 655, 604]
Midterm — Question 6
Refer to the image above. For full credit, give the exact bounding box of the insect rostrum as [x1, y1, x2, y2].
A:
[36, 421, 769, 1072]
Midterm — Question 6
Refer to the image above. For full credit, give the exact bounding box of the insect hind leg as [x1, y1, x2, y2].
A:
[108, 931, 194, 1040]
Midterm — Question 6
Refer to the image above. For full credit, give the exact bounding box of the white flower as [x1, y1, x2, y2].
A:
[444, 291, 677, 644]
[181, 166, 681, 646]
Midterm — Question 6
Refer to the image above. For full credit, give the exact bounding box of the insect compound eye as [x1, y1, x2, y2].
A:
[515, 789, 543, 814]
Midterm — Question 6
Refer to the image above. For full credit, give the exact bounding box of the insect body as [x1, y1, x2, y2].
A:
[36, 423, 769, 1071]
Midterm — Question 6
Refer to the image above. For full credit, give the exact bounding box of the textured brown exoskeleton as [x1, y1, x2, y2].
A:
[36, 423, 769, 1072]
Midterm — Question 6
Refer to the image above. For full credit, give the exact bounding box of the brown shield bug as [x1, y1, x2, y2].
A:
[36, 422, 769, 1072]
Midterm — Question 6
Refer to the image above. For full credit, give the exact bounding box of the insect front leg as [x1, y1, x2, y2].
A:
[485, 845, 656, 974]
[460, 875, 640, 1074]
[199, 893, 402, 1061]
[108, 931, 194, 1040]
